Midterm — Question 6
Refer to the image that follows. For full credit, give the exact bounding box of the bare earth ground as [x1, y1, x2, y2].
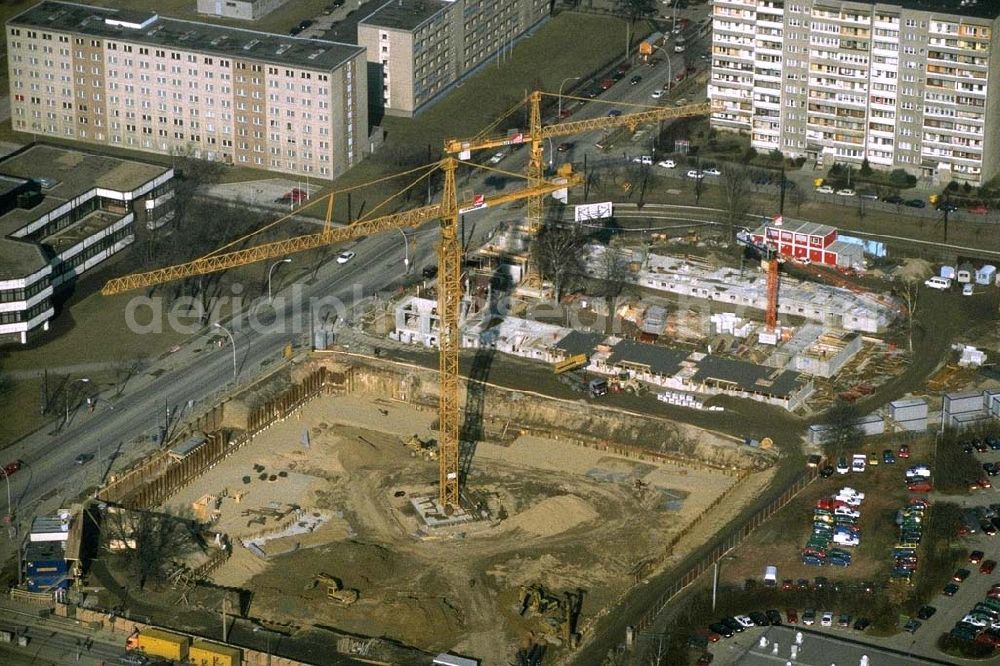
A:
[160, 394, 768, 663]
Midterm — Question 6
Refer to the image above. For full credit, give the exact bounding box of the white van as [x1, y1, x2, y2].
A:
[763, 565, 777, 587]
[925, 276, 951, 290]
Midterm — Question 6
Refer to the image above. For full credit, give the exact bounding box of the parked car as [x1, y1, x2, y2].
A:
[953, 568, 971, 582]
[943, 583, 959, 596]
[859, 190, 879, 200]
[820, 465, 835, 478]
[982, 560, 997, 574]
[904, 199, 926, 208]
[904, 618, 922, 633]
[657, 160, 676, 169]
[882, 194, 904, 204]
[883, 449, 896, 464]
[786, 608, 799, 624]
[968, 204, 989, 214]
[837, 613, 851, 627]
[836, 188, 857, 197]
[836, 457, 850, 475]
[802, 608, 816, 625]
[853, 617, 871, 631]
[970, 550, 985, 564]
[816, 185, 834, 194]
[820, 611, 834, 627]
[556, 142, 572, 152]
[607, 109, 622, 117]
[732, 615, 753, 630]
[74, 453, 93, 465]
[936, 202, 959, 212]
[686, 170, 705, 179]
[709, 622, 733, 638]
[630, 75, 642, 85]
[898, 444, 910, 459]
[650, 88, 664, 99]
[703, 168, 721, 176]
[487, 151, 506, 165]
[917, 606, 937, 620]
[1, 460, 22, 477]
[632, 155, 654, 166]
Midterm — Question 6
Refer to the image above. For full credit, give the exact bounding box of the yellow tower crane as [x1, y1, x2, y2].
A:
[101, 157, 581, 510]
[444, 91, 713, 231]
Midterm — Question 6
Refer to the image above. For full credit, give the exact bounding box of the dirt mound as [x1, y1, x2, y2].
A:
[503, 495, 598, 537]
[896, 258, 933, 281]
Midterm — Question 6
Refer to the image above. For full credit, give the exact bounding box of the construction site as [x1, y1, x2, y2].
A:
[89, 354, 774, 663]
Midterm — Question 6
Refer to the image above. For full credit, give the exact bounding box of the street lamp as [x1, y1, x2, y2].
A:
[213, 323, 237, 381]
[399, 229, 410, 273]
[267, 258, 292, 303]
[557, 76, 581, 118]
[712, 553, 737, 611]
[1, 467, 22, 586]
[64, 377, 90, 426]
[547, 137, 555, 169]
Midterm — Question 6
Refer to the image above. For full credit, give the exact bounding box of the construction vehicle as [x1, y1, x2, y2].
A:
[102, 157, 578, 512]
[306, 572, 359, 605]
[518, 583, 562, 617]
[608, 371, 646, 395]
[553, 354, 588, 374]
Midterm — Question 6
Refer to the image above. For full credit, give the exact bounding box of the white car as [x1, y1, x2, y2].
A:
[651, 89, 664, 99]
[833, 534, 859, 547]
[336, 251, 356, 264]
[962, 615, 989, 628]
[657, 160, 677, 169]
[836, 188, 857, 197]
[834, 507, 861, 519]
[686, 170, 705, 179]
[487, 151, 506, 165]
[835, 458, 850, 475]
[703, 167, 721, 176]
[963, 283, 974, 296]
[821, 611, 834, 627]
[633, 155, 653, 166]
[734, 615, 755, 629]
[839, 488, 865, 501]
[851, 455, 866, 473]
[815, 185, 834, 194]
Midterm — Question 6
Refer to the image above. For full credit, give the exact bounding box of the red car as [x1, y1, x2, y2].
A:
[1, 460, 21, 477]
[600, 78, 615, 90]
[674, 72, 686, 83]
[898, 444, 910, 459]
[907, 481, 933, 492]
[968, 204, 989, 215]
[976, 632, 1000, 647]
[980, 560, 996, 574]
[980, 478, 993, 489]
[786, 608, 799, 624]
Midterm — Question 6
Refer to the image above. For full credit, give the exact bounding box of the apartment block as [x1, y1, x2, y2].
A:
[709, 0, 1000, 185]
[7, 1, 368, 179]
[357, 0, 549, 117]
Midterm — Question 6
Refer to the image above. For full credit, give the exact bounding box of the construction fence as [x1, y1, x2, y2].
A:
[628, 468, 818, 638]
[97, 367, 336, 509]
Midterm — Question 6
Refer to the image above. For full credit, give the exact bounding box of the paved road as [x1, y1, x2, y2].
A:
[0, 602, 128, 666]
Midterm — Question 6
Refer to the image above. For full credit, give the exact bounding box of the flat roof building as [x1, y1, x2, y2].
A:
[196, 0, 294, 21]
[0, 144, 173, 345]
[7, 1, 368, 179]
[357, 0, 549, 117]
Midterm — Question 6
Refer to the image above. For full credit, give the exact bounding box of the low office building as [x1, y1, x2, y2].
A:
[0, 144, 173, 345]
[8, 1, 367, 179]
[196, 0, 294, 21]
[357, 0, 549, 117]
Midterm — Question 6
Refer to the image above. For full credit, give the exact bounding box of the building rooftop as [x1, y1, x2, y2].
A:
[0, 145, 169, 239]
[757, 218, 836, 239]
[608, 341, 689, 377]
[554, 330, 604, 357]
[359, 0, 451, 32]
[691, 354, 806, 399]
[0, 237, 48, 280]
[857, 0, 1000, 20]
[9, 1, 365, 71]
[732, 625, 947, 666]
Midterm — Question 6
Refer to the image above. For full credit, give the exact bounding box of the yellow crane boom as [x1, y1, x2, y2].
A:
[444, 90, 714, 230]
[101, 156, 581, 511]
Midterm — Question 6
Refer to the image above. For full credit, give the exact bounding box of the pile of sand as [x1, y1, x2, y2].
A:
[503, 495, 598, 537]
[895, 258, 933, 281]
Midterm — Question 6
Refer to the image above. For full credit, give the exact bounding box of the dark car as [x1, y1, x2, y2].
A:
[904, 618, 922, 633]
[953, 569, 971, 582]
[981, 560, 997, 574]
[882, 194, 904, 204]
[984, 463, 998, 477]
[853, 617, 871, 631]
[298, 19, 314, 30]
[74, 453, 94, 465]
[721, 617, 742, 634]
[786, 608, 799, 624]
[943, 583, 960, 596]
[837, 613, 851, 627]
[289, 26, 303, 36]
[859, 190, 879, 200]
[904, 199, 926, 208]
[421, 265, 438, 279]
[766, 609, 783, 625]
[748, 611, 769, 627]
[917, 606, 936, 620]
[709, 622, 734, 638]
[936, 202, 959, 212]
[1, 460, 22, 477]
[630, 75, 642, 85]
[820, 465, 835, 478]
[556, 142, 572, 152]
[970, 550, 985, 564]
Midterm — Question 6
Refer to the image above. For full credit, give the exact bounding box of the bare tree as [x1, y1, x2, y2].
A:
[591, 244, 635, 335]
[821, 399, 864, 459]
[532, 223, 585, 302]
[720, 165, 754, 245]
[788, 184, 808, 215]
[110, 354, 147, 397]
[615, 0, 657, 20]
[897, 279, 921, 354]
[104, 507, 203, 589]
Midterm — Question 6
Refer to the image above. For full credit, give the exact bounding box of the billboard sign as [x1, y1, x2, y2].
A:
[574, 201, 613, 222]
[459, 193, 487, 214]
